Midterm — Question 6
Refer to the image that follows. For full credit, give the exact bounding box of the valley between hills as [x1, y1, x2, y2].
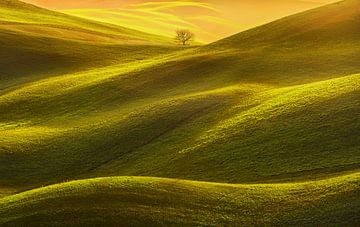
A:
[0, 0, 359, 225]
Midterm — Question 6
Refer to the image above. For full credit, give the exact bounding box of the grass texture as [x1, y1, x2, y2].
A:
[0, 0, 359, 225]
[1, 173, 360, 226]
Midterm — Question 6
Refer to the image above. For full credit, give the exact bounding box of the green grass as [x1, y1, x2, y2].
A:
[0, 0, 360, 225]
[0, 0, 179, 91]
[0, 0, 171, 43]
[1, 173, 359, 226]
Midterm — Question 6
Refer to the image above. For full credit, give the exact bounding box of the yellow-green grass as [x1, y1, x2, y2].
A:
[210, 0, 360, 49]
[0, 31, 178, 90]
[59, 0, 336, 43]
[61, 1, 235, 43]
[1, 0, 360, 224]
[1, 0, 360, 189]
[0, 187, 17, 199]
[0, 0, 180, 91]
[1, 173, 360, 226]
[0, 61, 358, 187]
[0, 0, 171, 44]
[77, 73, 360, 183]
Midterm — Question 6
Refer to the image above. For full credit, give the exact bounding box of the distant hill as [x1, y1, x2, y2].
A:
[0, 0, 175, 89]
[0, 0, 171, 43]
[0, 0, 359, 186]
[0, 1, 359, 225]
[1, 174, 360, 226]
[31, 0, 337, 42]
[212, 0, 360, 48]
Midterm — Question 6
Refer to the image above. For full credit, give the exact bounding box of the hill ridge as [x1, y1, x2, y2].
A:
[0, 0, 359, 225]
[208, 0, 360, 49]
[1, 173, 359, 225]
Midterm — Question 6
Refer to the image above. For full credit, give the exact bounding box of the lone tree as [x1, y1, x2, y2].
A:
[175, 29, 194, 46]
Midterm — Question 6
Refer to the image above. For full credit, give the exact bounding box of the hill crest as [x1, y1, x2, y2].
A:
[209, 0, 360, 48]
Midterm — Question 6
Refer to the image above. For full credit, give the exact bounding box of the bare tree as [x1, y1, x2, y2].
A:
[175, 29, 194, 46]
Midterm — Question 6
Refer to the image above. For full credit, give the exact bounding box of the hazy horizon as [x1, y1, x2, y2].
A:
[23, 0, 339, 42]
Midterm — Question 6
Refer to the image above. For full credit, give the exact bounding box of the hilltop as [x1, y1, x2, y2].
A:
[0, 0, 359, 187]
[0, 0, 359, 225]
[27, 0, 337, 42]
[0, 0, 176, 90]
[199, 0, 360, 84]
[212, 0, 360, 48]
[0, 0, 171, 43]
[1, 174, 360, 225]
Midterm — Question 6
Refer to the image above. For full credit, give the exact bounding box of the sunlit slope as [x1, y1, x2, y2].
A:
[0, 0, 175, 89]
[81, 73, 360, 183]
[0, 62, 358, 187]
[61, 2, 235, 42]
[212, 0, 360, 48]
[59, 0, 336, 42]
[0, 0, 170, 43]
[0, 0, 359, 189]
[24, 0, 336, 9]
[196, 0, 360, 85]
[1, 174, 360, 226]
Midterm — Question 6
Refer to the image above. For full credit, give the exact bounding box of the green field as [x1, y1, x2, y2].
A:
[1, 173, 360, 226]
[0, 0, 359, 225]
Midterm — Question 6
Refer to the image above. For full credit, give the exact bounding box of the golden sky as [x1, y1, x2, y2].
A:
[23, 0, 339, 42]
[23, 0, 338, 10]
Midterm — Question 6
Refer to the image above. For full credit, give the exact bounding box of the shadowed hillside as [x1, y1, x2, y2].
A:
[0, 0, 359, 225]
[0, 0, 359, 187]
[1, 174, 360, 226]
[0, 0, 177, 90]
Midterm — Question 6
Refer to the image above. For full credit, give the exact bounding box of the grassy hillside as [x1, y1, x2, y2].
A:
[0, 0, 359, 224]
[1, 69, 357, 187]
[201, 0, 360, 84]
[212, 0, 360, 48]
[58, 0, 336, 42]
[0, 0, 177, 90]
[1, 173, 360, 226]
[61, 1, 235, 43]
[0, 0, 170, 43]
[0, 0, 359, 187]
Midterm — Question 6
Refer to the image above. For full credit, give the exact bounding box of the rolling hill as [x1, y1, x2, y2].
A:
[0, 0, 176, 90]
[0, 0, 359, 225]
[1, 174, 360, 225]
[25, 0, 338, 42]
